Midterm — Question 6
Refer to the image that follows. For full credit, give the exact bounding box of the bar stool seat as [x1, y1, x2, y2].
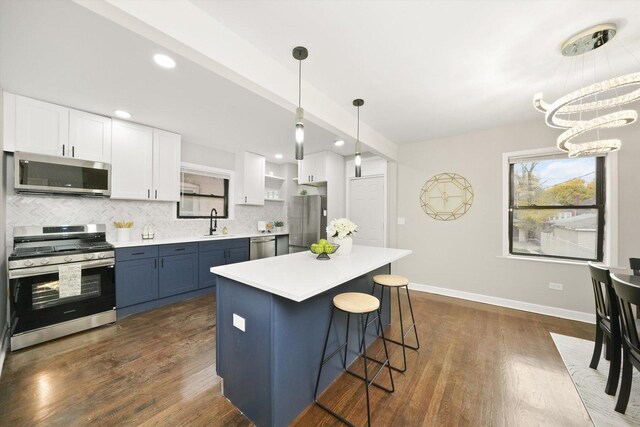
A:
[333, 292, 380, 313]
[368, 274, 419, 373]
[314, 292, 394, 427]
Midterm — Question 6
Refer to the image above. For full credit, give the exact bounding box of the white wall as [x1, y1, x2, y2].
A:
[395, 119, 640, 318]
[181, 142, 235, 170]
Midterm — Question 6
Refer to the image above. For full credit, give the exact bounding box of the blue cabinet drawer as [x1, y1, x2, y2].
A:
[159, 242, 198, 256]
[199, 240, 227, 253]
[116, 246, 158, 261]
[226, 238, 249, 250]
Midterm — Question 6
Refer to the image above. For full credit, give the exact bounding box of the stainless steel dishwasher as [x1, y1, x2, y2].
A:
[250, 236, 276, 260]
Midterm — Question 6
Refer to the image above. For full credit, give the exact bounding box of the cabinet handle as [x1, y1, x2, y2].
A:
[245, 196, 247, 203]
[148, 189, 150, 199]
[161, 258, 164, 268]
[72, 146, 75, 157]
[154, 259, 157, 269]
[62, 145, 65, 156]
[175, 248, 185, 251]
[155, 190, 158, 199]
[132, 252, 144, 255]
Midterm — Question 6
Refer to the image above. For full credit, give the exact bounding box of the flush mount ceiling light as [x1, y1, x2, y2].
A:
[353, 99, 364, 177]
[533, 23, 640, 157]
[292, 46, 308, 160]
[334, 139, 345, 147]
[274, 153, 283, 159]
[153, 53, 176, 69]
[113, 110, 131, 119]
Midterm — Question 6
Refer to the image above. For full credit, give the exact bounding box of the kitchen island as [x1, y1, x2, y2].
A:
[212, 245, 411, 427]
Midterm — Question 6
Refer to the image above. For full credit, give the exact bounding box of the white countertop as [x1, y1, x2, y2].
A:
[112, 231, 288, 248]
[212, 245, 412, 302]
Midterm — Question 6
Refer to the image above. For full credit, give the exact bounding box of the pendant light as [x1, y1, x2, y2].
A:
[353, 99, 364, 177]
[292, 46, 308, 160]
[533, 24, 640, 157]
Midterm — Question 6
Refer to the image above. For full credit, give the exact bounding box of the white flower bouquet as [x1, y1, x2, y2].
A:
[326, 218, 358, 239]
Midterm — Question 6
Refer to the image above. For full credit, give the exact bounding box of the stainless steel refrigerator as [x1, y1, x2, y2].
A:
[288, 195, 327, 253]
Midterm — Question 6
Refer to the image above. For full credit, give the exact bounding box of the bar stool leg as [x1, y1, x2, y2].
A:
[314, 308, 335, 402]
[359, 314, 372, 427]
[404, 285, 420, 350]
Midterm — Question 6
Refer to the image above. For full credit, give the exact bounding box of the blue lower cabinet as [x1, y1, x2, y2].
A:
[116, 238, 253, 316]
[115, 257, 159, 308]
[228, 246, 249, 264]
[199, 249, 226, 288]
[159, 252, 199, 297]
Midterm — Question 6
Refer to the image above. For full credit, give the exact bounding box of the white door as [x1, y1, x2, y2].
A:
[111, 120, 153, 200]
[15, 95, 69, 156]
[69, 110, 112, 162]
[349, 176, 385, 247]
[152, 129, 181, 201]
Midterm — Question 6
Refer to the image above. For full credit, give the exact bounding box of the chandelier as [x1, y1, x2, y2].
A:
[533, 24, 640, 157]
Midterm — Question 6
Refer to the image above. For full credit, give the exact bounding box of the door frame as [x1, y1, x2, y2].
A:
[346, 174, 387, 248]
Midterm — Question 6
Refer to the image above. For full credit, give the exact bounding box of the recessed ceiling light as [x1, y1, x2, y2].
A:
[153, 53, 176, 69]
[334, 139, 345, 146]
[275, 154, 283, 159]
[114, 110, 132, 119]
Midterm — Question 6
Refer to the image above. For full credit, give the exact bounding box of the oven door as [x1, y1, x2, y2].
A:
[9, 259, 115, 335]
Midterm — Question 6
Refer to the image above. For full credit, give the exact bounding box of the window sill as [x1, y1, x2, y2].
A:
[497, 254, 589, 266]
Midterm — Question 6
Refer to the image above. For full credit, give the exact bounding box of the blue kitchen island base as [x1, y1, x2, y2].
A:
[216, 264, 391, 427]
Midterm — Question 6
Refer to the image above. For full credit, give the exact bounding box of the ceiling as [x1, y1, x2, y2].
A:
[2, 1, 640, 163]
[191, 0, 640, 144]
[0, 0, 355, 164]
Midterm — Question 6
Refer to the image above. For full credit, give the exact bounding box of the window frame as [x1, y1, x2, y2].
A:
[501, 147, 618, 266]
[176, 162, 235, 220]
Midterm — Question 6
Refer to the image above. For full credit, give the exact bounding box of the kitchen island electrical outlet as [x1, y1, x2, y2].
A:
[549, 282, 563, 291]
[233, 313, 246, 332]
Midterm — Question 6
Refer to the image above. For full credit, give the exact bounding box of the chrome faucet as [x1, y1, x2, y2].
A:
[210, 208, 218, 235]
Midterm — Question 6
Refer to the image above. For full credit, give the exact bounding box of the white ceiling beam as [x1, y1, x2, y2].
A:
[73, 0, 398, 160]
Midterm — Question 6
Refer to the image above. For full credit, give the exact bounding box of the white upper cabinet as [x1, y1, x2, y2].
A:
[297, 152, 328, 184]
[111, 120, 153, 200]
[111, 120, 181, 201]
[69, 110, 112, 163]
[152, 129, 181, 201]
[235, 151, 265, 205]
[5, 93, 111, 163]
[15, 95, 69, 156]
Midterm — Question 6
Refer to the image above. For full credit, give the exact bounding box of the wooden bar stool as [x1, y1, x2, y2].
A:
[314, 292, 394, 427]
[367, 274, 420, 373]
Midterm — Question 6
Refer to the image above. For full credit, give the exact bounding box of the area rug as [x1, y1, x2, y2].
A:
[551, 333, 640, 426]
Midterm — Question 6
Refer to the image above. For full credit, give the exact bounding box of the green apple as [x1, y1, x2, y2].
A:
[310, 243, 323, 254]
[324, 243, 335, 254]
[318, 239, 329, 246]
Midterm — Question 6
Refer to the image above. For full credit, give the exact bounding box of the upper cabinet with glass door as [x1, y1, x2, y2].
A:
[3, 93, 112, 163]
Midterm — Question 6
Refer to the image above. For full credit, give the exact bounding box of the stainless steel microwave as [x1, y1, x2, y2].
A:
[14, 152, 111, 197]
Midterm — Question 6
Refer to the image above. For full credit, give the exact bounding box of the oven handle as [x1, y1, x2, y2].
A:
[9, 259, 115, 279]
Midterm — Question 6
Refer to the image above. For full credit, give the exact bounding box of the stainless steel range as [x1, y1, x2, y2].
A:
[8, 224, 116, 351]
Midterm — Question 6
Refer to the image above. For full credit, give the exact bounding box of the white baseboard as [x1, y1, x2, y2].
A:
[409, 282, 595, 324]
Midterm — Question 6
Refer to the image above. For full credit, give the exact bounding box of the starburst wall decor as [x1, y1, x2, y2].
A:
[420, 173, 473, 221]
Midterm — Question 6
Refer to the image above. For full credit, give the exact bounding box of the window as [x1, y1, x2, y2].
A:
[508, 154, 605, 261]
[177, 169, 229, 219]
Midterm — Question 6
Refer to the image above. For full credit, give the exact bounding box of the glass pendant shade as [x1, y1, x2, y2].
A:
[353, 98, 364, 178]
[295, 107, 304, 160]
[354, 152, 362, 177]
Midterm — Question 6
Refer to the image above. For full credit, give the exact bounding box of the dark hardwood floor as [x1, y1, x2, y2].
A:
[0, 291, 594, 426]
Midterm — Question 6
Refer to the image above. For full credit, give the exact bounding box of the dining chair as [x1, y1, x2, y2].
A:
[610, 274, 640, 414]
[588, 262, 621, 396]
[629, 258, 640, 276]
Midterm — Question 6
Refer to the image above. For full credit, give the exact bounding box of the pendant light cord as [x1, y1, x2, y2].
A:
[298, 60, 302, 108]
[356, 106, 360, 152]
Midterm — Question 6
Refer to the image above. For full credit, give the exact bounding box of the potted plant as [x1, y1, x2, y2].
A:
[274, 220, 285, 232]
[326, 218, 357, 255]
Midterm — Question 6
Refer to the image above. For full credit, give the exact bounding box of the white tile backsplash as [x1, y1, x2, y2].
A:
[6, 195, 287, 243]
